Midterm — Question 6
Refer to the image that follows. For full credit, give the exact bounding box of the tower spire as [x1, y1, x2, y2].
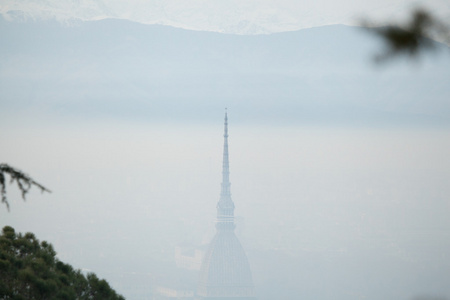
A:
[196, 109, 256, 299]
[217, 109, 235, 228]
[221, 108, 230, 197]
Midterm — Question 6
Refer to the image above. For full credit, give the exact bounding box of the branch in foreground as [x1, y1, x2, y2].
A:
[0, 163, 51, 211]
[362, 8, 450, 62]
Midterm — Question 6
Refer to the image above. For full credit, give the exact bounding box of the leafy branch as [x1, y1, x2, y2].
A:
[0, 163, 51, 211]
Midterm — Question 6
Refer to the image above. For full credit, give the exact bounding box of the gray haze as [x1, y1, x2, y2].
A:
[1, 14, 450, 300]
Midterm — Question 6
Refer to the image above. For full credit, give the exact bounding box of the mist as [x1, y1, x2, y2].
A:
[1, 10, 450, 300]
[2, 118, 450, 299]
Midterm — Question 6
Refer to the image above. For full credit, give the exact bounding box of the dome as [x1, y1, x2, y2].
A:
[197, 230, 255, 299]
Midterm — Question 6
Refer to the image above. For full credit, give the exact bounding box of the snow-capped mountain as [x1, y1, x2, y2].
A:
[1, 0, 449, 35]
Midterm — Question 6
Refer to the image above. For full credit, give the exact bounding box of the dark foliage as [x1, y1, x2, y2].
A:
[0, 226, 125, 300]
[0, 163, 51, 211]
[364, 9, 450, 62]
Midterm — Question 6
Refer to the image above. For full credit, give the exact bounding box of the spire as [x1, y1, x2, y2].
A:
[221, 109, 230, 197]
[197, 109, 256, 300]
[217, 109, 235, 229]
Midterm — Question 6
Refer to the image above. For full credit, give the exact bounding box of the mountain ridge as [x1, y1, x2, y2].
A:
[1, 17, 449, 126]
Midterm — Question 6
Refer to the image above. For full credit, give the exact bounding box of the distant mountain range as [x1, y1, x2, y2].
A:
[1, 16, 449, 126]
[1, 0, 450, 35]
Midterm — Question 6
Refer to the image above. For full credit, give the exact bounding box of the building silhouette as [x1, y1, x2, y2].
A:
[196, 111, 256, 300]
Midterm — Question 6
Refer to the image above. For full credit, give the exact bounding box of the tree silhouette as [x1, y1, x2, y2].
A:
[0, 226, 125, 299]
[0, 163, 51, 211]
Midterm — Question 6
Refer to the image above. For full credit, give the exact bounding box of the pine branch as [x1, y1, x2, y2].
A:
[0, 163, 51, 211]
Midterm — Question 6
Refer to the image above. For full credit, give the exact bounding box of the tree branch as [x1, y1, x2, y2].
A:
[0, 163, 51, 211]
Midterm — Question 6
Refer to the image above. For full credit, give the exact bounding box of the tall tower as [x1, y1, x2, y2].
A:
[196, 111, 256, 300]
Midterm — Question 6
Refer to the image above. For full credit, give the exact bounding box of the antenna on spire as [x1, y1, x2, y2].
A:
[224, 108, 228, 138]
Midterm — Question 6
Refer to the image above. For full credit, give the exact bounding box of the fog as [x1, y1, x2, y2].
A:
[2, 118, 450, 299]
[1, 10, 450, 300]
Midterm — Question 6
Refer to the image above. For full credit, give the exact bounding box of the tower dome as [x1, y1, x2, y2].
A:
[196, 111, 256, 300]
